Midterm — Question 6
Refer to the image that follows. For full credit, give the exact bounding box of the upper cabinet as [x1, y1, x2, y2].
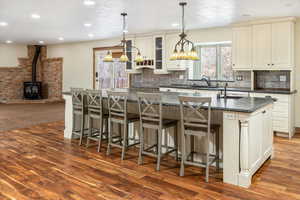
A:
[153, 35, 169, 74]
[232, 18, 295, 71]
[125, 38, 141, 74]
[271, 22, 294, 69]
[252, 24, 272, 69]
[232, 27, 252, 70]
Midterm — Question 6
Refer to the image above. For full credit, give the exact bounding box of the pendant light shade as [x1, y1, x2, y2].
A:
[103, 13, 144, 63]
[119, 54, 129, 62]
[170, 2, 200, 61]
[103, 51, 113, 62]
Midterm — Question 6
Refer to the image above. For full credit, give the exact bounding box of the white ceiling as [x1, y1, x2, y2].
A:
[0, 0, 299, 44]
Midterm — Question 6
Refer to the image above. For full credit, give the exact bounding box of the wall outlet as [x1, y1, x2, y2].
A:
[236, 75, 243, 81]
[179, 75, 184, 80]
[279, 75, 286, 82]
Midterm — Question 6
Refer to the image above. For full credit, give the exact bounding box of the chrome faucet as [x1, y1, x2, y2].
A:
[200, 75, 211, 87]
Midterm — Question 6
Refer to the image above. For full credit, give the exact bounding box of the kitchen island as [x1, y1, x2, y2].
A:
[63, 89, 274, 188]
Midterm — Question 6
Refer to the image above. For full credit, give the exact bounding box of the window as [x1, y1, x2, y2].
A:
[192, 42, 233, 80]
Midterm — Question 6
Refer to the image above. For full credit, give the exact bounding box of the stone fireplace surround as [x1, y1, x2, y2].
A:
[0, 45, 63, 103]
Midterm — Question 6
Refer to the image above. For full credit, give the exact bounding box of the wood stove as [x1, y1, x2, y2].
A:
[23, 45, 43, 100]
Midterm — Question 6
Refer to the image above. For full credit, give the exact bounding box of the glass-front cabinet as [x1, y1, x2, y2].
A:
[125, 38, 141, 74]
[153, 35, 169, 74]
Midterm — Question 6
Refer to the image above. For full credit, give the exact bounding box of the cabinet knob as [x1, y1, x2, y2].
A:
[233, 64, 235, 66]
[262, 110, 266, 114]
[267, 64, 270, 66]
[272, 64, 274, 66]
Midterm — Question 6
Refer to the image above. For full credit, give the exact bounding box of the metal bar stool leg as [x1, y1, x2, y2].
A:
[121, 121, 128, 160]
[86, 115, 92, 147]
[138, 126, 144, 165]
[106, 119, 112, 156]
[180, 133, 186, 177]
[174, 125, 179, 161]
[205, 132, 210, 182]
[79, 111, 85, 146]
[97, 117, 104, 152]
[215, 128, 220, 172]
[156, 129, 162, 171]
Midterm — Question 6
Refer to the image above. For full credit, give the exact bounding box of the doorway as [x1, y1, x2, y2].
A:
[93, 47, 130, 90]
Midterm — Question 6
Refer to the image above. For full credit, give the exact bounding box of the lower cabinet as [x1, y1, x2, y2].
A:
[251, 93, 295, 138]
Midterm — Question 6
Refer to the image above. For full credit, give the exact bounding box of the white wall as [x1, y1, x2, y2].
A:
[0, 44, 27, 67]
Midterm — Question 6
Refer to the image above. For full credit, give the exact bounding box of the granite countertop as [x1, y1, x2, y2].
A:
[63, 88, 274, 113]
[159, 84, 297, 95]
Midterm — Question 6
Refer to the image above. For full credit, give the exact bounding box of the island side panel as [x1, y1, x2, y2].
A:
[63, 94, 73, 139]
[223, 112, 240, 185]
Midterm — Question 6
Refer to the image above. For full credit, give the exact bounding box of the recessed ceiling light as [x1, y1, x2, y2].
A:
[31, 14, 41, 19]
[58, 37, 64, 41]
[6, 40, 12, 44]
[83, 0, 96, 6]
[242, 14, 251, 17]
[84, 23, 92, 27]
[0, 22, 8, 26]
[88, 33, 94, 38]
[172, 23, 180, 27]
[39, 41, 44, 44]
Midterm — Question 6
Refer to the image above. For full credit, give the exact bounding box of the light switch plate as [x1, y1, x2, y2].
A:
[279, 75, 286, 82]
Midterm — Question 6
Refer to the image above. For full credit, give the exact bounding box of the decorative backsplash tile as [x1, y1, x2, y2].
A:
[130, 69, 252, 88]
[254, 71, 290, 90]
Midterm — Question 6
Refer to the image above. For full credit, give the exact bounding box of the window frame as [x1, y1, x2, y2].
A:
[194, 41, 233, 81]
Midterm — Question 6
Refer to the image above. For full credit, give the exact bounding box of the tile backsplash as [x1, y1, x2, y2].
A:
[254, 71, 290, 90]
[130, 69, 252, 88]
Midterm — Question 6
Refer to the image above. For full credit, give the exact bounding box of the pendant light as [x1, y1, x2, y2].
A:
[170, 2, 199, 61]
[104, 13, 144, 63]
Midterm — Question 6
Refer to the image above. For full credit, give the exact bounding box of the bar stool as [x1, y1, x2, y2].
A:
[86, 90, 109, 152]
[137, 92, 178, 171]
[71, 88, 87, 145]
[106, 90, 140, 160]
[178, 96, 220, 182]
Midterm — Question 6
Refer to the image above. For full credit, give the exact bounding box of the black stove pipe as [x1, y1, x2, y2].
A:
[32, 45, 42, 83]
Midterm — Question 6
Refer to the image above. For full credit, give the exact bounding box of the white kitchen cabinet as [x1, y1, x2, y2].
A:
[252, 24, 272, 69]
[125, 38, 142, 74]
[153, 35, 169, 74]
[233, 18, 295, 71]
[232, 27, 252, 70]
[271, 21, 294, 69]
[134, 36, 154, 60]
[251, 93, 295, 138]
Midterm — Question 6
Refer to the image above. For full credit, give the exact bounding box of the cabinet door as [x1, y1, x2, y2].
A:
[252, 24, 271, 69]
[135, 36, 153, 59]
[271, 22, 294, 68]
[262, 107, 273, 156]
[232, 27, 252, 70]
[153, 35, 169, 74]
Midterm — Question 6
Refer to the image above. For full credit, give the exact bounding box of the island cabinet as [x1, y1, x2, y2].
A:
[232, 17, 296, 71]
[223, 104, 273, 188]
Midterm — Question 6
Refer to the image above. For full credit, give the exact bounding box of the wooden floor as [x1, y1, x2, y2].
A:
[0, 121, 300, 200]
[0, 103, 64, 131]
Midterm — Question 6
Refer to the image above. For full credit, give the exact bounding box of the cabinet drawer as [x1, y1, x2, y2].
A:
[273, 119, 289, 132]
[273, 111, 288, 118]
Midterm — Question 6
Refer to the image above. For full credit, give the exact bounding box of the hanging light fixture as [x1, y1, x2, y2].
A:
[103, 13, 144, 63]
[170, 2, 199, 61]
